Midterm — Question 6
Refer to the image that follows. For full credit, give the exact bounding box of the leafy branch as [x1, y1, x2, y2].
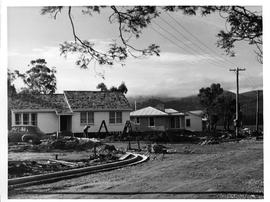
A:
[41, 6, 160, 69]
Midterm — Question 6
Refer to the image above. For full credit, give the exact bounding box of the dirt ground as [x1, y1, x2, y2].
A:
[9, 139, 263, 199]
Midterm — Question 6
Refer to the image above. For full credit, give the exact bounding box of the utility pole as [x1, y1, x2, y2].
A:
[256, 90, 260, 132]
[230, 67, 246, 138]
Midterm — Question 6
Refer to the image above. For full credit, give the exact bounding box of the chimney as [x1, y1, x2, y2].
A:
[156, 103, 165, 112]
[134, 100, 137, 111]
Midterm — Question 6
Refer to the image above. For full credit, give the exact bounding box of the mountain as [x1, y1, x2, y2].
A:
[127, 90, 263, 125]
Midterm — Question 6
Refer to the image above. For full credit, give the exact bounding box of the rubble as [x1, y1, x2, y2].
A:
[8, 138, 126, 179]
[8, 160, 71, 179]
[151, 144, 167, 154]
[200, 138, 220, 145]
[9, 137, 103, 152]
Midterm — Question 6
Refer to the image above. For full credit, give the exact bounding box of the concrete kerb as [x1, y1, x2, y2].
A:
[8, 153, 149, 188]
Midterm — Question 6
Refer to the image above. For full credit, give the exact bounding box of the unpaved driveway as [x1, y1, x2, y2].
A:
[9, 140, 263, 199]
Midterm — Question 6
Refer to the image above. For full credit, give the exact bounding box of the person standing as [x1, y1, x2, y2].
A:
[83, 125, 90, 138]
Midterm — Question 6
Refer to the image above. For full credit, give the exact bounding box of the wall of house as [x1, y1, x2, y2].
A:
[38, 113, 59, 133]
[167, 116, 186, 130]
[185, 114, 202, 131]
[11, 111, 58, 134]
[72, 111, 130, 133]
[131, 116, 186, 131]
[130, 116, 167, 131]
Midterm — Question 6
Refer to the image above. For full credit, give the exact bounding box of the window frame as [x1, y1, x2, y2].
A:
[31, 113, 37, 126]
[14, 113, 38, 126]
[23, 113, 29, 125]
[135, 117, 140, 124]
[87, 111, 94, 124]
[109, 111, 122, 124]
[175, 116, 180, 128]
[80, 111, 94, 125]
[186, 119, 191, 127]
[171, 116, 180, 129]
[149, 117, 155, 127]
[15, 113, 21, 125]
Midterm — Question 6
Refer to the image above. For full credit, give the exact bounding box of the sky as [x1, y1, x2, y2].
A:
[7, 6, 263, 98]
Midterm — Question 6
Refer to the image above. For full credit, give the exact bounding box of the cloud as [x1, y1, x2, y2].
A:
[8, 45, 263, 97]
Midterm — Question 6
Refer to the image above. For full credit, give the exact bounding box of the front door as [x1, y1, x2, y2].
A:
[60, 115, 72, 132]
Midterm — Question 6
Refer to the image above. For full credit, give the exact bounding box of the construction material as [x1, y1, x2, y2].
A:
[98, 120, 109, 134]
[49, 159, 78, 168]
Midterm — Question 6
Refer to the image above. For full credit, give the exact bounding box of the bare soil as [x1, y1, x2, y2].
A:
[8, 139, 263, 199]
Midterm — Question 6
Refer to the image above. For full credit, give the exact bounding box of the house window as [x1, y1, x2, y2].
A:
[175, 116, 180, 128]
[116, 112, 122, 123]
[149, 117, 155, 127]
[23, 113, 29, 125]
[14, 113, 37, 126]
[186, 119, 191, 127]
[15, 113, 21, 125]
[80, 111, 94, 124]
[109, 111, 122, 124]
[31, 113, 37, 126]
[87, 112, 94, 124]
[171, 117, 180, 129]
[170, 117, 175, 128]
[136, 117, 140, 124]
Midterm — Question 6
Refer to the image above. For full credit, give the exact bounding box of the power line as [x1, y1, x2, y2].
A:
[152, 21, 229, 69]
[159, 15, 230, 69]
[164, 12, 239, 67]
[164, 12, 260, 89]
[149, 26, 197, 65]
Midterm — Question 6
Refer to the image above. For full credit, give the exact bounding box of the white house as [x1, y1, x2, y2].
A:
[10, 91, 132, 134]
[185, 110, 206, 132]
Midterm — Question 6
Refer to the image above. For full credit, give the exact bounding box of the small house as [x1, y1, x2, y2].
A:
[9, 91, 132, 135]
[185, 110, 206, 131]
[130, 106, 185, 131]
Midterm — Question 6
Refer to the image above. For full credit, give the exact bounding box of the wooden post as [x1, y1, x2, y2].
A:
[230, 67, 245, 138]
[137, 137, 141, 151]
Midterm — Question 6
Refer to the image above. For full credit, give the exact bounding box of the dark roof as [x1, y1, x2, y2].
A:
[9, 93, 71, 114]
[64, 91, 132, 111]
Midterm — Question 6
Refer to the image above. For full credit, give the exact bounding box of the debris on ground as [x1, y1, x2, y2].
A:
[8, 160, 71, 179]
[200, 137, 220, 145]
[8, 137, 104, 152]
[8, 137, 127, 179]
[8, 145, 124, 179]
[151, 143, 167, 154]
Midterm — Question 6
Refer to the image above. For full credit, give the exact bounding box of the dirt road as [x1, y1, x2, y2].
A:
[9, 140, 263, 199]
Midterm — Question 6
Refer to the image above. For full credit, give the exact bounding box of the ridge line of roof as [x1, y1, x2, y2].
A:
[63, 92, 73, 113]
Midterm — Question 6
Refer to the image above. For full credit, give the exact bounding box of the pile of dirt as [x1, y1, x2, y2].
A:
[8, 145, 124, 179]
[8, 140, 125, 178]
[9, 137, 103, 152]
[49, 137, 102, 150]
[95, 144, 121, 161]
[150, 144, 167, 153]
[8, 160, 71, 179]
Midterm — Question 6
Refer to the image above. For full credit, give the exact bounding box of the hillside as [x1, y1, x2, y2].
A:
[127, 90, 263, 125]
